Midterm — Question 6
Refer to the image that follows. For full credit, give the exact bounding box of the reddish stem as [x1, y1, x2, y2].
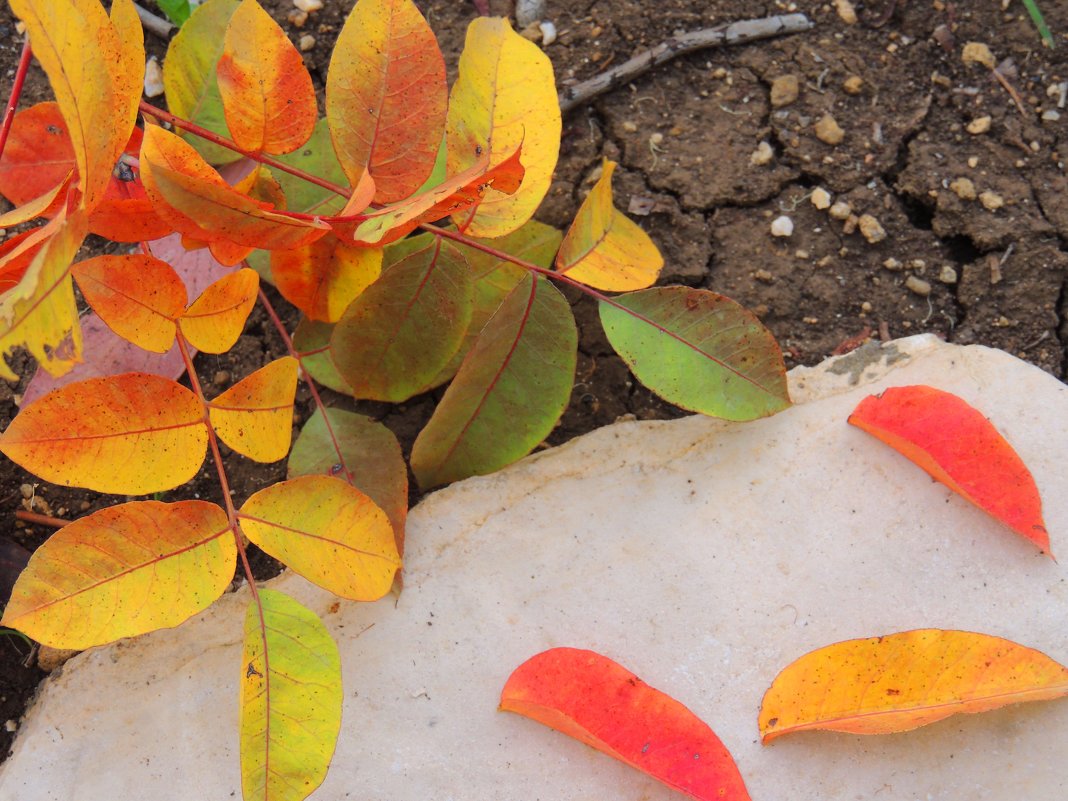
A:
[0, 38, 33, 163]
[14, 509, 68, 528]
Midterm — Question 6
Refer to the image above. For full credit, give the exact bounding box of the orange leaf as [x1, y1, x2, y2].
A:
[326, 0, 446, 202]
[178, 268, 259, 353]
[0, 230, 47, 293]
[208, 356, 298, 462]
[271, 236, 383, 323]
[0, 373, 208, 494]
[89, 128, 174, 243]
[759, 629, 1068, 742]
[140, 123, 329, 250]
[71, 254, 187, 353]
[0, 102, 75, 206]
[0, 500, 233, 649]
[501, 648, 751, 801]
[0, 172, 72, 228]
[848, 385, 1051, 554]
[217, 0, 316, 154]
[556, 160, 663, 291]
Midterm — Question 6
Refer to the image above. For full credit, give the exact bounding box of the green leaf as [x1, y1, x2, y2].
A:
[162, 0, 240, 164]
[291, 318, 352, 395]
[599, 287, 790, 421]
[427, 220, 562, 388]
[240, 589, 342, 801]
[155, 0, 190, 27]
[289, 408, 408, 553]
[411, 273, 577, 489]
[330, 237, 473, 402]
[272, 118, 349, 216]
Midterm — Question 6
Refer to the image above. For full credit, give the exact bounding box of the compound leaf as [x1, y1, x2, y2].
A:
[209, 356, 298, 462]
[0, 501, 233, 650]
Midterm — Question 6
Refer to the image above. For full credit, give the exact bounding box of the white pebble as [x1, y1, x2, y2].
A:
[905, 275, 932, 296]
[828, 200, 852, 220]
[293, 0, 322, 11]
[299, 34, 316, 52]
[770, 216, 794, 237]
[539, 21, 557, 46]
[143, 57, 164, 98]
[810, 187, 832, 210]
[749, 141, 774, 166]
[515, 0, 546, 27]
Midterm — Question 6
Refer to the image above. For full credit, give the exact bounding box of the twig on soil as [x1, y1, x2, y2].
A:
[15, 509, 69, 528]
[134, 2, 175, 39]
[557, 13, 814, 114]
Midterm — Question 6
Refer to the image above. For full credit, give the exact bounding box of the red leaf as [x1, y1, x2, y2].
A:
[848, 385, 1050, 555]
[500, 648, 751, 801]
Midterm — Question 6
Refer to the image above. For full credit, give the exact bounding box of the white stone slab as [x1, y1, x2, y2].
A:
[3, 335, 1067, 800]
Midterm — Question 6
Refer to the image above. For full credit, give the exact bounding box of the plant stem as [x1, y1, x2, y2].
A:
[14, 509, 68, 528]
[0, 37, 33, 163]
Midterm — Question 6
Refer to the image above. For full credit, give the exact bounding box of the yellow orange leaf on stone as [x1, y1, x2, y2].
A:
[239, 475, 400, 600]
[849, 385, 1051, 554]
[759, 629, 1068, 742]
[0, 501, 233, 650]
[9, 0, 142, 211]
[0, 210, 87, 380]
[271, 236, 383, 323]
[240, 589, 341, 801]
[217, 0, 316, 154]
[71, 254, 187, 353]
[326, 0, 446, 202]
[178, 268, 259, 353]
[140, 124, 329, 250]
[208, 356, 298, 462]
[556, 160, 663, 291]
[445, 17, 559, 237]
[501, 648, 751, 801]
[0, 373, 207, 493]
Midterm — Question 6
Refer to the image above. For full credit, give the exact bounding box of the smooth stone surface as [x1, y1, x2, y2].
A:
[3, 336, 1067, 800]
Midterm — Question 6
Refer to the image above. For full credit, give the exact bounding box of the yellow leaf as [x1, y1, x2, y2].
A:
[0, 172, 72, 227]
[9, 0, 142, 211]
[271, 237, 383, 323]
[71, 254, 187, 353]
[0, 374, 208, 494]
[239, 475, 400, 600]
[179, 268, 259, 353]
[208, 356, 298, 462]
[217, 0, 316, 154]
[240, 589, 341, 801]
[444, 17, 560, 237]
[556, 160, 663, 291]
[759, 629, 1068, 743]
[0, 501, 233, 649]
[0, 210, 86, 380]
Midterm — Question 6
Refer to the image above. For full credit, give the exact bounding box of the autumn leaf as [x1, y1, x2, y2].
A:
[217, 0, 316, 155]
[0, 230, 47, 295]
[163, 0, 241, 164]
[411, 273, 576, 489]
[291, 318, 352, 395]
[501, 648, 751, 801]
[288, 408, 408, 555]
[269, 118, 349, 217]
[271, 236, 383, 323]
[178, 267, 259, 353]
[759, 629, 1068, 742]
[848, 385, 1051, 555]
[208, 356, 298, 462]
[0, 501, 233, 650]
[600, 288, 791, 421]
[239, 475, 400, 600]
[0, 373, 208, 494]
[331, 236, 473, 401]
[556, 160, 663, 291]
[71, 254, 187, 353]
[445, 17, 560, 237]
[240, 588, 342, 801]
[0, 102, 75, 207]
[326, 0, 446, 203]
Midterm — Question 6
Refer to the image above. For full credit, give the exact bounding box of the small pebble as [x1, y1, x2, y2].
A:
[858, 214, 886, 244]
[214, 370, 230, 385]
[843, 75, 864, 95]
[961, 41, 996, 69]
[861, 301, 873, 312]
[770, 75, 800, 107]
[967, 156, 979, 168]
[939, 264, 958, 283]
[749, 141, 774, 166]
[815, 114, 845, 145]
[299, 34, 316, 51]
[949, 177, 977, 200]
[1042, 110, 1061, 122]
[515, 0, 546, 27]
[539, 21, 557, 46]
[621, 120, 638, 133]
[3, 721, 15, 733]
[911, 259, 927, 271]
[518, 22, 542, 42]
[835, 0, 858, 25]
[795, 249, 810, 259]
[143, 57, 164, 98]
[979, 191, 1004, 210]
[996, 315, 1012, 327]
[829, 200, 852, 220]
[905, 275, 932, 296]
[19, 483, 33, 499]
[37, 646, 79, 672]
[810, 187, 832, 210]
[842, 214, 859, 235]
[966, 115, 992, 135]
[293, 0, 322, 12]
[754, 269, 774, 282]
[649, 132, 664, 146]
[882, 257, 903, 271]
[287, 9, 307, 26]
[770, 216, 794, 237]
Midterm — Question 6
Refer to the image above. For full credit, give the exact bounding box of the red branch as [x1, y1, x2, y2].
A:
[0, 38, 33, 163]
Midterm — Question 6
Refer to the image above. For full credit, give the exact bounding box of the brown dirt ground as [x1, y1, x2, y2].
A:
[0, 0, 1066, 763]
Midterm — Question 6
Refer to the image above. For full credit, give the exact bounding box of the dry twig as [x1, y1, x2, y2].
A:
[134, 2, 175, 39]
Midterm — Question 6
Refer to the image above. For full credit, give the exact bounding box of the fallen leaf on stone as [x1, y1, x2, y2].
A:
[501, 647, 751, 801]
[759, 629, 1068, 742]
[848, 385, 1051, 555]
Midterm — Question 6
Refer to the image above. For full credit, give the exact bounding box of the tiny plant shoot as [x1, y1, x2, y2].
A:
[0, 0, 790, 798]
